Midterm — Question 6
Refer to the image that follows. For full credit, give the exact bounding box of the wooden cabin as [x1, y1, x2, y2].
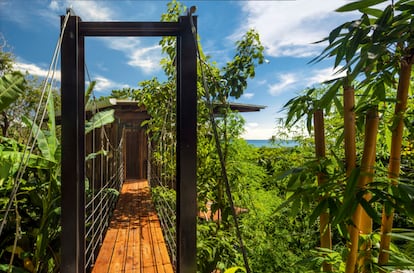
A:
[85, 99, 150, 182]
[85, 98, 265, 182]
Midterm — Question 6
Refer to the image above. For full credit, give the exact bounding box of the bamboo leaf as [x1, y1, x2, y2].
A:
[389, 232, 414, 242]
[360, 7, 384, 18]
[358, 197, 381, 223]
[309, 198, 328, 224]
[336, 0, 387, 12]
[329, 23, 345, 44]
[319, 82, 340, 108]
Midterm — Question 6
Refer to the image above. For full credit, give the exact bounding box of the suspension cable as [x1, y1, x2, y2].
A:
[0, 10, 71, 237]
[188, 11, 252, 273]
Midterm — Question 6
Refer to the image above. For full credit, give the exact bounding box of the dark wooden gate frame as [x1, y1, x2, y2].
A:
[60, 13, 197, 273]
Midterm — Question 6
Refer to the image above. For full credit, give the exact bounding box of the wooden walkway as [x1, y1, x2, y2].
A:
[91, 179, 174, 273]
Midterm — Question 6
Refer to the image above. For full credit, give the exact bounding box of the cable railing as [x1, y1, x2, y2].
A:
[148, 140, 177, 269]
[84, 128, 124, 271]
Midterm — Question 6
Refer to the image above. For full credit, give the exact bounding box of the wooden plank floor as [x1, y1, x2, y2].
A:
[91, 179, 174, 273]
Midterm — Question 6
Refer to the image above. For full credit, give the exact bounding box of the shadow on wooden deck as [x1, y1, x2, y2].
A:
[91, 179, 174, 273]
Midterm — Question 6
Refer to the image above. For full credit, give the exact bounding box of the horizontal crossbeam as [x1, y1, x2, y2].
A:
[79, 21, 182, 37]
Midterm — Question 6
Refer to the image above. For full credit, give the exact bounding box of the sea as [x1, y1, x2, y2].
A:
[245, 139, 298, 148]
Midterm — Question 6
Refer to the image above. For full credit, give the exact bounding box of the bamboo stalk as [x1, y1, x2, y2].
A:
[346, 107, 379, 273]
[343, 80, 358, 273]
[378, 56, 413, 269]
[314, 109, 333, 272]
[343, 81, 357, 177]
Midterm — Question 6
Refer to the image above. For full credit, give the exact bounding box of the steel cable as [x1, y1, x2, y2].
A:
[0, 10, 71, 237]
[188, 11, 252, 273]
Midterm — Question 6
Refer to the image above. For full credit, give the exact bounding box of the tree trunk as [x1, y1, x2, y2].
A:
[314, 109, 333, 272]
[378, 55, 413, 270]
[346, 107, 379, 273]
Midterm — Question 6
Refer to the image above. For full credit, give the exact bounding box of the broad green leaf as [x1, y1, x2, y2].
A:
[1, 150, 56, 169]
[46, 91, 58, 159]
[336, 0, 387, 12]
[85, 109, 115, 134]
[0, 71, 26, 112]
[22, 116, 54, 162]
[85, 80, 97, 109]
[85, 149, 108, 161]
[224, 267, 246, 273]
[0, 264, 28, 273]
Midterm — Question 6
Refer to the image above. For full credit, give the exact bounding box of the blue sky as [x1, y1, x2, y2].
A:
[0, 0, 357, 139]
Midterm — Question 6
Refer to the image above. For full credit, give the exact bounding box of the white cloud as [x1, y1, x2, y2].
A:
[14, 61, 127, 94]
[268, 73, 296, 96]
[242, 92, 254, 99]
[49, 0, 114, 21]
[234, 0, 354, 58]
[47, 2, 162, 74]
[14, 62, 61, 81]
[103, 37, 162, 74]
[308, 67, 348, 84]
[127, 45, 162, 74]
[266, 66, 348, 97]
[242, 124, 274, 140]
[93, 76, 129, 93]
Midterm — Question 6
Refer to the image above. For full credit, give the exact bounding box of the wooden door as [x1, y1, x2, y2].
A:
[125, 129, 147, 179]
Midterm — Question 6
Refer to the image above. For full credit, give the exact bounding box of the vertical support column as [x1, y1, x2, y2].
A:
[61, 15, 86, 273]
[176, 15, 197, 273]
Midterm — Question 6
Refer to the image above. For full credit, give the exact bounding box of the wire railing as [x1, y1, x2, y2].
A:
[148, 140, 177, 269]
[84, 128, 124, 271]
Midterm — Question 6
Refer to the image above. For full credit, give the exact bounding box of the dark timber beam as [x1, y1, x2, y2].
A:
[61, 13, 197, 273]
[79, 21, 181, 36]
[61, 15, 86, 273]
[176, 15, 197, 273]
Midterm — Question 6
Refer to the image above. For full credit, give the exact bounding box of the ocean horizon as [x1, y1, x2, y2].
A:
[245, 139, 297, 148]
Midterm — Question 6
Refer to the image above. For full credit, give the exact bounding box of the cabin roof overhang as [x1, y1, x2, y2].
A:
[88, 98, 266, 113]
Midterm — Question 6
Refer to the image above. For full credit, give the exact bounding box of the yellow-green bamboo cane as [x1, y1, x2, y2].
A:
[314, 109, 333, 272]
[343, 80, 358, 273]
[378, 54, 413, 269]
[346, 107, 379, 273]
[343, 81, 357, 177]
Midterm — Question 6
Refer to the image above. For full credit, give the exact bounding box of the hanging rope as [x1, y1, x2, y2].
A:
[0, 10, 71, 237]
[188, 10, 252, 273]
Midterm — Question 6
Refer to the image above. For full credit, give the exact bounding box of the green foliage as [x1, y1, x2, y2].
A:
[281, 1, 414, 271]
[85, 109, 115, 134]
[0, 71, 115, 272]
[0, 72, 26, 113]
[1, 91, 61, 272]
[224, 266, 246, 273]
[220, 29, 264, 100]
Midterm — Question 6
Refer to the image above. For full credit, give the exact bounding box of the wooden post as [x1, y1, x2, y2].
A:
[176, 15, 197, 273]
[61, 14, 86, 273]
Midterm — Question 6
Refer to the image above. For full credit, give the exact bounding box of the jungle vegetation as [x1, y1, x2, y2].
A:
[1, 0, 413, 273]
